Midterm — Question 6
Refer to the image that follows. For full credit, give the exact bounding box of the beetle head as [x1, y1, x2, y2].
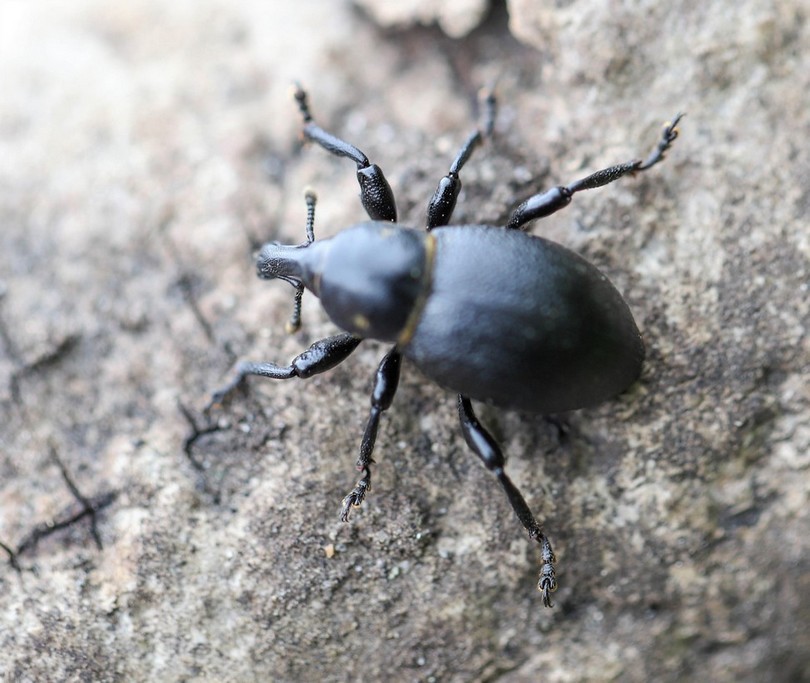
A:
[256, 240, 322, 292]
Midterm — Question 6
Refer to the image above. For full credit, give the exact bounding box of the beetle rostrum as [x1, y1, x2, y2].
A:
[209, 85, 682, 607]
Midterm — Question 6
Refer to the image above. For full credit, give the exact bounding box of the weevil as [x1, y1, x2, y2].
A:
[209, 85, 682, 606]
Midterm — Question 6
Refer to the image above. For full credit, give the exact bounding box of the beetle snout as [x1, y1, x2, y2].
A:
[256, 242, 296, 280]
[256, 242, 281, 279]
[255, 240, 323, 292]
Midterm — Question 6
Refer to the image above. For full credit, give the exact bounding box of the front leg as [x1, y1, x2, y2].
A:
[294, 85, 397, 222]
[457, 395, 558, 607]
[207, 332, 362, 410]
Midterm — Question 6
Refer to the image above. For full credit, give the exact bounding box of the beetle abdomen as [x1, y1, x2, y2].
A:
[402, 226, 645, 413]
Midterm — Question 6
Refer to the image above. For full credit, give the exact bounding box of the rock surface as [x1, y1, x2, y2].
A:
[1, 1, 807, 681]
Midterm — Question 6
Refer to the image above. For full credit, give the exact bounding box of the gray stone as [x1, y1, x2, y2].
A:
[1, 1, 807, 681]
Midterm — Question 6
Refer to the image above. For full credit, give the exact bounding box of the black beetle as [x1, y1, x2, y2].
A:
[210, 85, 682, 607]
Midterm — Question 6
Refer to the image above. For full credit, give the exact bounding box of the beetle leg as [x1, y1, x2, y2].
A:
[636, 112, 684, 170]
[293, 85, 397, 222]
[457, 395, 558, 607]
[340, 347, 402, 521]
[426, 88, 497, 230]
[206, 333, 362, 411]
[506, 113, 684, 230]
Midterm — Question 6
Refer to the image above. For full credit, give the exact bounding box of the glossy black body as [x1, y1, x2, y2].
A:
[315, 224, 427, 341]
[406, 225, 644, 412]
[212, 86, 682, 607]
[270, 220, 644, 412]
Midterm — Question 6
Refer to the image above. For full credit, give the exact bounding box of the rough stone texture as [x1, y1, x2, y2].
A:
[353, 0, 491, 38]
[1, 1, 807, 681]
